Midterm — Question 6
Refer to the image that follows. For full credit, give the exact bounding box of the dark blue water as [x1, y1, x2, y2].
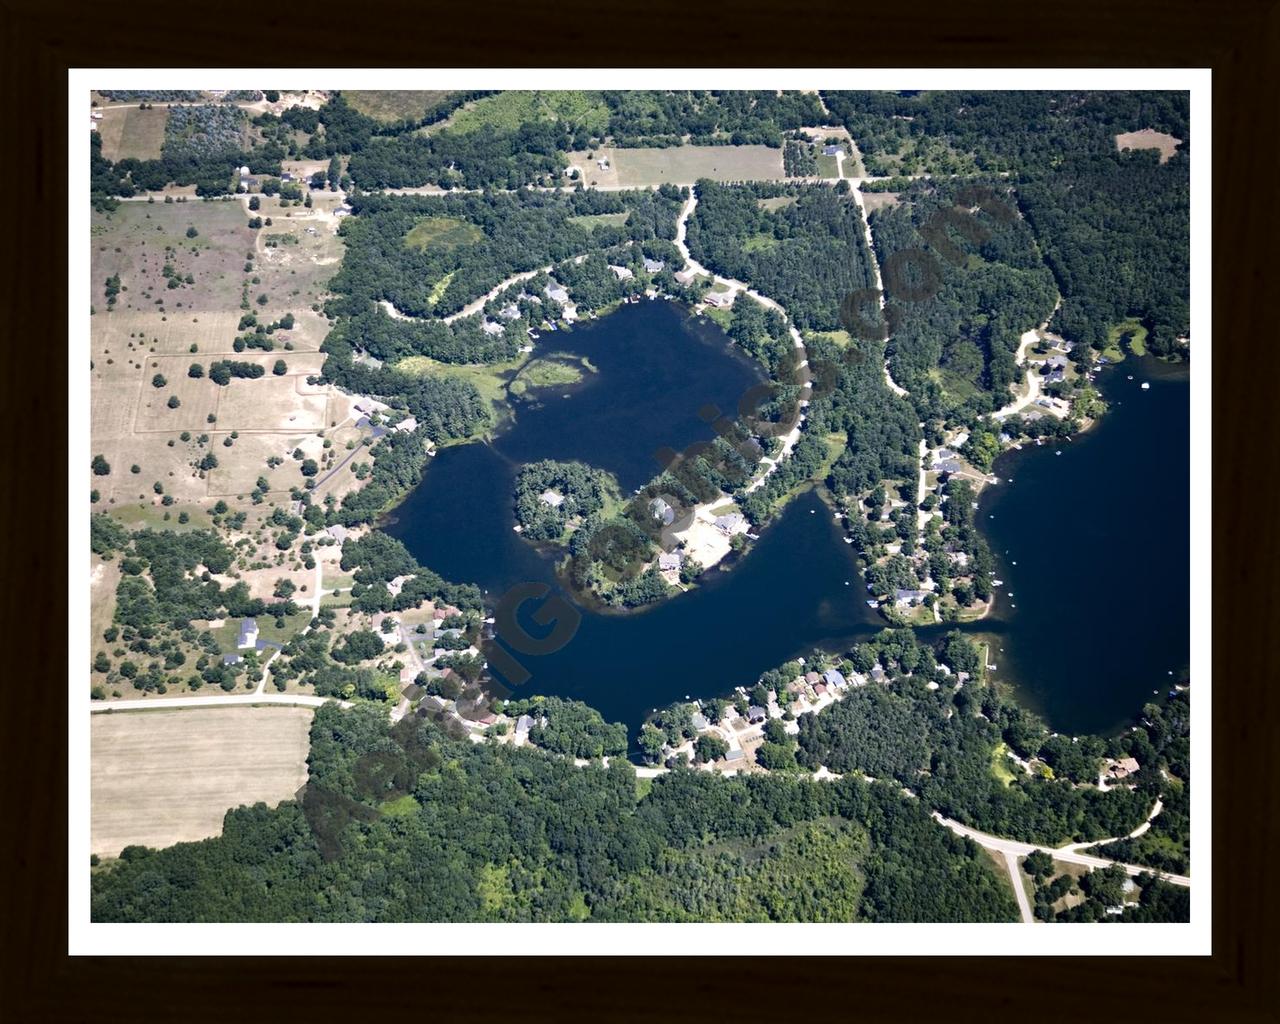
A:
[977, 355, 1191, 735]
[387, 302, 1189, 739]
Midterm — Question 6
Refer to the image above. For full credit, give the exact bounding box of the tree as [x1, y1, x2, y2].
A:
[1023, 849, 1054, 880]
[188, 363, 204, 378]
[186, 225, 199, 238]
[151, 374, 167, 388]
[93, 652, 111, 673]
[694, 734, 729, 763]
[248, 196, 260, 211]
[167, 396, 180, 409]
[273, 359, 288, 376]
[273, 579, 296, 599]
[92, 454, 111, 476]
[300, 459, 319, 477]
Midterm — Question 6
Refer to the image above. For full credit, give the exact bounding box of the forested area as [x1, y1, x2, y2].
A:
[91, 703, 1015, 923]
[686, 181, 877, 330]
[596, 90, 825, 148]
[329, 187, 682, 327]
[794, 629, 1190, 851]
[868, 179, 1059, 424]
[824, 91, 1191, 354]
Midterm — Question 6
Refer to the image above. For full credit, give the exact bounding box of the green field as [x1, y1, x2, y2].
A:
[404, 216, 484, 252]
[1104, 317, 1149, 360]
[97, 105, 169, 162]
[817, 153, 840, 179]
[440, 90, 609, 135]
[210, 610, 311, 653]
[742, 232, 778, 253]
[508, 354, 593, 397]
[108, 503, 213, 533]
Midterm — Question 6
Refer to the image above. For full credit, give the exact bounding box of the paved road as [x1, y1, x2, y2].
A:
[1004, 849, 1036, 923]
[933, 805, 1191, 888]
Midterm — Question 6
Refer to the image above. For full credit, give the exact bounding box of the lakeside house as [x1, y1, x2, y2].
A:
[933, 459, 964, 475]
[392, 415, 419, 434]
[674, 269, 699, 285]
[747, 705, 767, 724]
[545, 284, 570, 304]
[644, 258, 665, 273]
[894, 588, 930, 609]
[387, 574, 414, 597]
[237, 618, 259, 649]
[499, 303, 520, 320]
[481, 320, 505, 336]
[1108, 756, 1142, 781]
[609, 265, 633, 281]
[690, 713, 710, 732]
[657, 551, 682, 572]
[703, 291, 735, 309]
[713, 513, 747, 535]
[539, 489, 565, 508]
[650, 497, 675, 526]
[822, 668, 847, 689]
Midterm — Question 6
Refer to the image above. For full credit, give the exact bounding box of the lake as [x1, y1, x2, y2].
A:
[386, 302, 1189, 739]
[976, 354, 1191, 735]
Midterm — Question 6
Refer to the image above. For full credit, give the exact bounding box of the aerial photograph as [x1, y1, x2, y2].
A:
[81, 80, 1195, 933]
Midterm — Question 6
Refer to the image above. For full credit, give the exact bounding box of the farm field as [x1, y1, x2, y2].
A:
[96, 105, 169, 161]
[1114, 129, 1181, 163]
[566, 145, 785, 187]
[434, 90, 609, 136]
[90, 706, 313, 857]
[90, 197, 356, 507]
[344, 89, 453, 123]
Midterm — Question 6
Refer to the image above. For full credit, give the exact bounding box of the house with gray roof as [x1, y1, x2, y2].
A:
[822, 668, 847, 689]
[643, 258, 665, 273]
[237, 618, 259, 649]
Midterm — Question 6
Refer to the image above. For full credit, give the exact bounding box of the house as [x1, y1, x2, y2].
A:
[326, 524, 348, 544]
[539, 489, 565, 508]
[643, 258, 665, 273]
[814, 683, 827, 697]
[650, 497, 675, 525]
[713, 513, 746, 535]
[237, 165, 251, 178]
[822, 668, 846, 689]
[725, 749, 745, 762]
[387, 574, 414, 597]
[608, 264, 633, 281]
[288, 500, 304, 515]
[870, 665, 886, 683]
[596, 157, 609, 170]
[951, 432, 970, 448]
[1108, 756, 1141, 780]
[481, 320, 505, 336]
[516, 714, 535, 736]
[804, 671, 820, 686]
[747, 705, 767, 724]
[703, 290, 735, 309]
[933, 459, 964, 475]
[237, 618, 259, 649]
[658, 551, 682, 572]
[823, 144, 841, 156]
[499, 303, 520, 320]
[544, 284, 570, 304]
[221, 653, 243, 666]
[392, 415, 419, 434]
[690, 713, 710, 731]
[281, 172, 294, 182]
[674, 269, 699, 285]
[894, 588, 929, 608]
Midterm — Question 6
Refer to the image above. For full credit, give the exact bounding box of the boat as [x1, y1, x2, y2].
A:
[992, 579, 1004, 586]
[1141, 382, 1150, 390]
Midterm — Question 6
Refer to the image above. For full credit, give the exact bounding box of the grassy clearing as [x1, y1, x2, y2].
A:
[97, 105, 169, 162]
[567, 212, 631, 230]
[441, 90, 609, 135]
[344, 90, 453, 123]
[404, 216, 484, 252]
[568, 145, 785, 188]
[991, 742, 1016, 786]
[742, 232, 778, 253]
[107, 502, 212, 533]
[379, 793, 422, 817]
[209, 610, 311, 653]
[816, 153, 840, 178]
[635, 776, 654, 801]
[394, 352, 530, 427]
[757, 196, 797, 212]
